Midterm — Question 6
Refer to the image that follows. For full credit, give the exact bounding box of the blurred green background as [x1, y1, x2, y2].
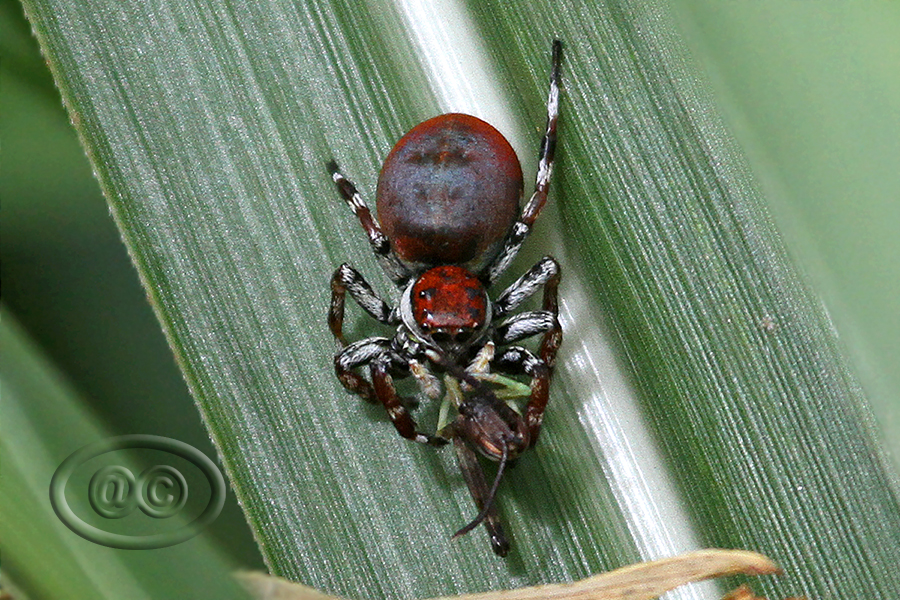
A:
[3, 0, 897, 576]
[1, 2, 265, 570]
[671, 1, 900, 461]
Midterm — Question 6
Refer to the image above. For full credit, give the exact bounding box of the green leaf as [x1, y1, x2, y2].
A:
[18, 0, 900, 599]
[0, 310, 249, 600]
[670, 0, 900, 464]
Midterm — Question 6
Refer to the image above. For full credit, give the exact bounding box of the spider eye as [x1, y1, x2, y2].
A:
[430, 329, 476, 347]
[431, 331, 452, 344]
[454, 330, 473, 344]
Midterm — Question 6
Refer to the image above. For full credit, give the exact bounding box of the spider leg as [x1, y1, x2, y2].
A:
[493, 256, 560, 318]
[371, 354, 447, 447]
[334, 337, 392, 403]
[485, 41, 562, 284]
[495, 311, 558, 346]
[492, 347, 551, 447]
[491, 255, 561, 446]
[330, 263, 396, 345]
[494, 255, 561, 368]
[327, 161, 412, 284]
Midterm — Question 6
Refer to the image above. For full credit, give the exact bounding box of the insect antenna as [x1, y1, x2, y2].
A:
[451, 437, 509, 540]
[427, 348, 512, 554]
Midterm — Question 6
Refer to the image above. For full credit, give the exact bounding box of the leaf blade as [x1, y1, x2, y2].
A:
[21, 0, 900, 599]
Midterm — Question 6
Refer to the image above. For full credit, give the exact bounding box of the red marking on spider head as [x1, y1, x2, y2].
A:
[411, 265, 488, 346]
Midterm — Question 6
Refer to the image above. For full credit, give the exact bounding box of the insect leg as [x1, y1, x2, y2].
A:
[451, 435, 510, 556]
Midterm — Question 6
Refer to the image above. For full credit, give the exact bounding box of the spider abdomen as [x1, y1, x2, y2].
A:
[376, 113, 523, 272]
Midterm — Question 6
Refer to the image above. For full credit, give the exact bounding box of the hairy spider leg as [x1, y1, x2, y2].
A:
[485, 40, 562, 285]
[491, 255, 562, 445]
[334, 337, 391, 403]
[334, 339, 446, 446]
[492, 347, 551, 447]
[371, 354, 448, 447]
[329, 263, 396, 345]
[328, 161, 413, 285]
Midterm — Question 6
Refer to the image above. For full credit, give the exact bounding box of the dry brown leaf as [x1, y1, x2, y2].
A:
[238, 548, 780, 600]
[237, 571, 346, 600]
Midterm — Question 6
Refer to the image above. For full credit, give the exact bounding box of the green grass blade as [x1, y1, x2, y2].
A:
[462, 2, 900, 598]
[0, 310, 249, 600]
[671, 1, 900, 465]
[19, 0, 900, 599]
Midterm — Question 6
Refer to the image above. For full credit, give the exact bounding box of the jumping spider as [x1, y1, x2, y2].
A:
[327, 41, 563, 556]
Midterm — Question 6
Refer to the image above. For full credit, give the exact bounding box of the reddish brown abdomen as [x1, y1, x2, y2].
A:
[377, 113, 523, 273]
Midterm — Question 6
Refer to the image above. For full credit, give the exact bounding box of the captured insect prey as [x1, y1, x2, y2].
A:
[327, 40, 563, 556]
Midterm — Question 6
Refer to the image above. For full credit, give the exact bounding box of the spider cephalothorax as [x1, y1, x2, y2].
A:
[327, 41, 563, 556]
[404, 265, 490, 355]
